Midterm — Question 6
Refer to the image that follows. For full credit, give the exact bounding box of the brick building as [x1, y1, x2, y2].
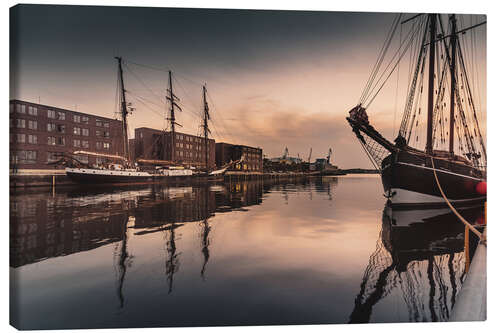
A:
[9, 100, 124, 170]
[133, 127, 216, 169]
[216, 142, 263, 172]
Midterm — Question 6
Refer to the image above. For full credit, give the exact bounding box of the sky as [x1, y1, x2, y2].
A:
[10, 5, 486, 168]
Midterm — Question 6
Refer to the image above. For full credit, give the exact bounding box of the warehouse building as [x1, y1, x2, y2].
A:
[216, 142, 263, 172]
[133, 127, 216, 169]
[9, 100, 124, 171]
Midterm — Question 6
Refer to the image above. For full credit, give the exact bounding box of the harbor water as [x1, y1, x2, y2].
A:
[9, 175, 484, 329]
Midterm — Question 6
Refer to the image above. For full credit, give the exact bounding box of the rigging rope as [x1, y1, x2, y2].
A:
[360, 14, 402, 104]
[365, 20, 423, 109]
[430, 157, 485, 242]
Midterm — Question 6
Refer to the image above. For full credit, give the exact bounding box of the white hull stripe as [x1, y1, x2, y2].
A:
[66, 168, 151, 177]
[387, 188, 484, 205]
[396, 162, 484, 182]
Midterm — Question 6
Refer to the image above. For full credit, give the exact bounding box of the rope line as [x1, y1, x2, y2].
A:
[430, 157, 485, 242]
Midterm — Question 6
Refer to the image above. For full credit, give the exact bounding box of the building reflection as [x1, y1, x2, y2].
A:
[11, 177, 340, 307]
[10, 180, 266, 269]
[349, 203, 484, 323]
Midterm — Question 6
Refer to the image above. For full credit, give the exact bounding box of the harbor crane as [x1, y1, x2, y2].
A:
[327, 148, 333, 164]
[282, 147, 289, 159]
[307, 148, 312, 164]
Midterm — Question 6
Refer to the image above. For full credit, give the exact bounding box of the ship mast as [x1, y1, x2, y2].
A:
[116, 57, 130, 164]
[166, 71, 182, 162]
[425, 14, 437, 155]
[202, 85, 210, 171]
[449, 14, 457, 155]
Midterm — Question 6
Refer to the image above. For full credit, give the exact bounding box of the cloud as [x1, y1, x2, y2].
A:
[213, 96, 396, 168]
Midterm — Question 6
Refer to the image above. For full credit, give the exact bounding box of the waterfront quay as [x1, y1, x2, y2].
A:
[9, 169, 315, 188]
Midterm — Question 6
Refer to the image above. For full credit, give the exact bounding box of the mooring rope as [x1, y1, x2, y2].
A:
[430, 157, 486, 243]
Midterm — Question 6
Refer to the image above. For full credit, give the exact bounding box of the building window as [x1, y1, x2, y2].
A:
[57, 137, 65, 146]
[74, 154, 89, 164]
[180, 143, 183, 148]
[82, 140, 89, 148]
[16, 119, 26, 128]
[103, 122, 109, 128]
[47, 110, 56, 118]
[47, 123, 56, 132]
[96, 130, 101, 137]
[103, 142, 110, 150]
[176, 143, 179, 148]
[13, 150, 37, 164]
[140, 132, 143, 138]
[16, 104, 26, 114]
[96, 120, 102, 127]
[73, 127, 81, 135]
[73, 139, 81, 147]
[57, 124, 65, 133]
[103, 131, 109, 138]
[47, 152, 62, 163]
[17, 133, 25, 143]
[10, 104, 14, 114]
[28, 106, 38, 116]
[96, 157, 108, 165]
[96, 142, 102, 149]
[28, 134, 37, 144]
[47, 136, 56, 146]
[82, 128, 89, 136]
[57, 111, 65, 120]
[82, 116, 89, 124]
[73, 115, 81, 123]
[28, 120, 37, 130]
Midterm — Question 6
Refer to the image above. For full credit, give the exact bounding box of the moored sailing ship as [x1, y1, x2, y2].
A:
[347, 13, 486, 208]
[65, 57, 234, 184]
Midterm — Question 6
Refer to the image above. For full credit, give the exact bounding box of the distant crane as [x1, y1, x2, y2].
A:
[327, 148, 333, 164]
[282, 147, 289, 159]
[307, 148, 312, 164]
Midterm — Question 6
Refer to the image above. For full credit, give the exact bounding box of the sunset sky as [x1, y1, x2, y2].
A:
[10, 5, 486, 168]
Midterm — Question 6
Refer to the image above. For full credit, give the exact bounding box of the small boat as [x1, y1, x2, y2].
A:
[347, 14, 486, 208]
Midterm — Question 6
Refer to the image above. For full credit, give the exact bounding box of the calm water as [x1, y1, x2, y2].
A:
[9, 175, 484, 329]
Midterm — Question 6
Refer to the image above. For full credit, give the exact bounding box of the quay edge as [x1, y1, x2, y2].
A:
[10, 171, 327, 188]
[450, 239, 487, 321]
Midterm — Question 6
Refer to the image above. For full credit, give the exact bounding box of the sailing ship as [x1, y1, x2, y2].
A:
[347, 14, 486, 208]
[65, 57, 235, 184]
[65, 57, 153, 183]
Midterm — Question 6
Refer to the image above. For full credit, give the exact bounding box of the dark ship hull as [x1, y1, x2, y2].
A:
[381, 150, 485, 209]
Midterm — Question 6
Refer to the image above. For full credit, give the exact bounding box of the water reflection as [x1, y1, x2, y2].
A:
[350, 203, 484, 323]
[10, 182, 260, 268]
[15, 175, 481, 328]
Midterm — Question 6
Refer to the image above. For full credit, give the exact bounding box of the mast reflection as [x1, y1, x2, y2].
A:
[11, 180, 268, 304]
[115, 215, 134, 309]
[200, 219, 211, 281]
[349, 203, 484, 323]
